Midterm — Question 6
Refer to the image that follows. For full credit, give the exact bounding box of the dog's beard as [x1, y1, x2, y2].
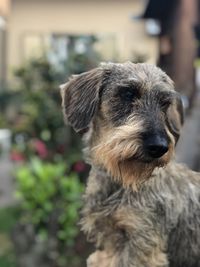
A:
[92, 120, 174, 190]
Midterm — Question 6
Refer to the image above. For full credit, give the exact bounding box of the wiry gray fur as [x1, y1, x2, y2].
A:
[61, 62, 200, 267]
[82, 163, 200, 267]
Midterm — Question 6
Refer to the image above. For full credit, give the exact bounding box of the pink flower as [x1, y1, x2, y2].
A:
[73, 161, 87, 173]
[10, 151, 25, 162]
[34, 139, 48, 159]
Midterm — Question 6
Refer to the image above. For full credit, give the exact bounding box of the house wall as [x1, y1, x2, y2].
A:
[0, 27, 6, 88]
[0, 0, 10, 88]
[6, 0, 158, 82]
[0, 0, 10, 16]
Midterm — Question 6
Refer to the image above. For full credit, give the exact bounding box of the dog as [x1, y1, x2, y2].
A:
[60, 62, 200, 267]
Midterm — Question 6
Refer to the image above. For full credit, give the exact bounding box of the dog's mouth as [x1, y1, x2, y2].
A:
[126, 155, 142, 162]
[125, 153, 166, 165]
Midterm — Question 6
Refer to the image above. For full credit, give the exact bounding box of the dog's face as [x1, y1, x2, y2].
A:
[61, 62, 184, 189]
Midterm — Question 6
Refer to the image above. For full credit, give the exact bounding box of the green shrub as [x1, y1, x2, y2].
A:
[0, 37, 102, 162]
[15, 157, 84, 246]
[0, 206, 20, 267]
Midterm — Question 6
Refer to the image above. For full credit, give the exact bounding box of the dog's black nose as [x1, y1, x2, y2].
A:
[144, 134, 169, 158]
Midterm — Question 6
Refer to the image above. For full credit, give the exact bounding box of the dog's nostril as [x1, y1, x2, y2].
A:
[144, 135, 169, 158]
[147, 144, 168, 158]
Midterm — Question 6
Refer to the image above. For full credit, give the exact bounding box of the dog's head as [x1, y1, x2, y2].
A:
[61, 62, 184, 189]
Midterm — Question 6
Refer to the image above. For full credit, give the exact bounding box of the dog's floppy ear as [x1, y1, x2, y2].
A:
[60, 68, 104, 133]
[166, 93, 184, 142]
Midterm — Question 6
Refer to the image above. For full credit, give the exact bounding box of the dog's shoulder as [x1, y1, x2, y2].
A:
[148, 162, 200, 215]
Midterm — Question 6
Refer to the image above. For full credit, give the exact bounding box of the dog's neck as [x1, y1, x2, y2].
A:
[85, 162, 173, 199]
[85, 165, 123, 197]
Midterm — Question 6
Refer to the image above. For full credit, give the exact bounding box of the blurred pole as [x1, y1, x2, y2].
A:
[0, 16, 6, 89]
[195, 67, 200, 94]
[0, 129, 16, 207]
[172, 0, 197, 106]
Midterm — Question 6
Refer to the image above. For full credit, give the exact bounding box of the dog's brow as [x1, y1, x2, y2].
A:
[153, 87, 175, 96]
[117, 78, 141, 87]
[153, 83, 174, 91]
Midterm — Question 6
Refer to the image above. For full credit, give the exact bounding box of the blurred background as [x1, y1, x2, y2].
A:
[0, 0, 200, 266]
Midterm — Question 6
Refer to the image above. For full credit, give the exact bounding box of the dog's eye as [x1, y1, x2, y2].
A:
[118, 87, 139, 101]
[156, 91, 173, 110]
[160, 98, 172, 110]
